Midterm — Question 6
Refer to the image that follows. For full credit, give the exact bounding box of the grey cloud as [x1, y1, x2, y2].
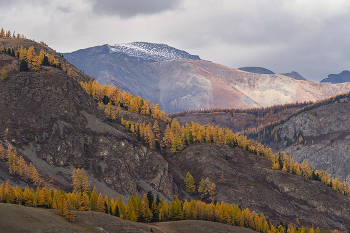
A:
[90, 0, 181, 17]
[57, 6, 72, 13]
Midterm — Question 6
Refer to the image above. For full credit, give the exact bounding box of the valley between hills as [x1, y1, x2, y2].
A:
[1, 31, 350, 233]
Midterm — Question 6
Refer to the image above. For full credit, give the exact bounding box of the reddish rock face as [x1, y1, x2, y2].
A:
[61, 43, 350, 113]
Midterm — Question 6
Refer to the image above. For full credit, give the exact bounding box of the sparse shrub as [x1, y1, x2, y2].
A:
[1, 68, 7, 81]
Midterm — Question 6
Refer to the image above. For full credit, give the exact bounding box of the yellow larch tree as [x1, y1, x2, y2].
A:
[80, 193, 91, 211]
[96, 193, 106, 213]
[39, 187, 52, 208]
[184, 172, 196, 195]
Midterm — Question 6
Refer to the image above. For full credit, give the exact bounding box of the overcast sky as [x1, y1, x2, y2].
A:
[1, 0, 350, 81]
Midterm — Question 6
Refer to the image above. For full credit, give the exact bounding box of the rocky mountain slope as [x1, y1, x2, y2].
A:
[0, 39, 175, 201]
[321, 70, 350, 84]
[63, 46, 349, 113]
[1, 37, 350, 231]
[258, 95, 350, 185]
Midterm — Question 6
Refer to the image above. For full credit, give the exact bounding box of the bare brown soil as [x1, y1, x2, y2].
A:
[146, 220, 257, 233]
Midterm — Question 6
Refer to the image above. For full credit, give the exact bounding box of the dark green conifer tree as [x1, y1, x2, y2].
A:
[20, 59, 28, 72]
[147, 191, 154, 209]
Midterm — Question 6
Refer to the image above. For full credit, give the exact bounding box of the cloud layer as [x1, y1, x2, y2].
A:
[90, 0, 181, 18]
[1, 0, 350, 81]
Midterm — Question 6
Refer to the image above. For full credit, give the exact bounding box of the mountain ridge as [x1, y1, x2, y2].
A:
[63, 44, 350, 113]
[108, 42, 201, 61]
[321, 70, 350, 84]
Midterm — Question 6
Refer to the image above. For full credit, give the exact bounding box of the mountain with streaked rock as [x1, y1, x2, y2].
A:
[63, 43, 350, 113]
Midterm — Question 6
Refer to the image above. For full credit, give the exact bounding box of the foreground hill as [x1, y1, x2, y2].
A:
[0, 37, 349, 231]
[63, 45, 350, 113]
[0, 203, 256, 233]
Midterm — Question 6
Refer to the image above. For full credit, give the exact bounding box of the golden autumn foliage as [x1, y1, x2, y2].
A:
[72, 168, 90, 194]
[0, 144, 41, 186]
[79, 77, 350, 199]
[80, 79, 171, 123]
[0, 176, 328, 233]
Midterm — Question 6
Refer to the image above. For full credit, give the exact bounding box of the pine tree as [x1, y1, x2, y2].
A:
[0, 183, 4, 202]
[207, 181, 216, 203]
[39, 187, 52, 208]
[41, 55, 50, 66]
[0, 28, 4, 37]
[146, 191, 154, 209]
[72, 168, 90, 193]
[90, 187, 98, 211]
[117, 195, 126, 218]
[185, 172, 196, 195]
[141, 194, 153, 222]
[0, 144, 4, 160]
[80, 193, 91, 211]
[27, 46, 36, 63]
[198, 179, 207, 200]
[96, 193, 106, 212]
[169, 197, 184, 220]
[105, 102, 116, 120]
[1, 68, 7, 81]
[20, 59, 29, 72]
[67, 200, 76, 222]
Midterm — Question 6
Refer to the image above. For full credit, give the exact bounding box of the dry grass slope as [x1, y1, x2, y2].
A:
[0, 203, 257, 233]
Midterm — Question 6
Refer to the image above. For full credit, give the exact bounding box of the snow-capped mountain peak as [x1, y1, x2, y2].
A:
[108, 42, 200, 62]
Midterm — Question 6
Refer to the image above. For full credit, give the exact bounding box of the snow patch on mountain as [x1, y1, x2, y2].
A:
[108, 42, 200, 62]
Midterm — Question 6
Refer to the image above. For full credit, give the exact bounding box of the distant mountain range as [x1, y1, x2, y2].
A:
[237, 66, 275, 74]
[321, 70, 350, 83]
[238, 67, 307, 81]
[62, 43, 350, 113]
